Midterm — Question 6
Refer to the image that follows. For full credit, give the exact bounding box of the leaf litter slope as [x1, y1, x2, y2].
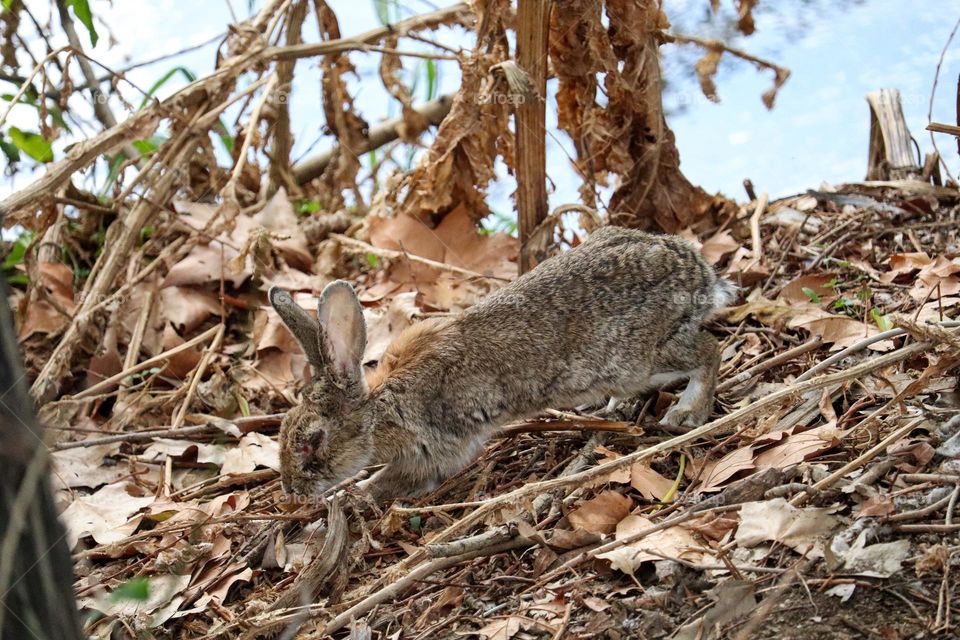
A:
[14, 180, 958, 638]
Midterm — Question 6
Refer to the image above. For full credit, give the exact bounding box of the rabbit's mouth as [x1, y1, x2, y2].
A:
[281, 473, 337, 501]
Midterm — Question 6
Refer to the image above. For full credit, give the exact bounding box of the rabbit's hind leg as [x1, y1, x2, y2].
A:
[658, 331, 721, 429]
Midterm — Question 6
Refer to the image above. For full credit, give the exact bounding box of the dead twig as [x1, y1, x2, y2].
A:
[332, 234, 507, 282]
[791, 415, 925, 507]
[321, 538, 530, 636]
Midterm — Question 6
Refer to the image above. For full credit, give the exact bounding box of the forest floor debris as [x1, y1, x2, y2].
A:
[5, 178, 958, 638]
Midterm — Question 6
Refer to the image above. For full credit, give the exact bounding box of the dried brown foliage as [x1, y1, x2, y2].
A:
[550, 0, 727, 231]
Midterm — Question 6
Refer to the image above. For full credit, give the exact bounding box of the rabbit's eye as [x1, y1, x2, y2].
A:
[301, 429, 325, 458]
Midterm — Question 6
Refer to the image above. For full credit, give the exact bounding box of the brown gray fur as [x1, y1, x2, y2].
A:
[269, 226, 735, 500]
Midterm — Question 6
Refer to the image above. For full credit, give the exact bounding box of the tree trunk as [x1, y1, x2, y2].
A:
[514, 0, 550, 272]
[0, 277, 84, 640]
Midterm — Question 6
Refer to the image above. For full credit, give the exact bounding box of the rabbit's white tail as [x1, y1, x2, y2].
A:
[712, 279, 738, 308]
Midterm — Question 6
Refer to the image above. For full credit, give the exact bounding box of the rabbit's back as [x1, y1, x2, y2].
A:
[373, 227, 722, 443]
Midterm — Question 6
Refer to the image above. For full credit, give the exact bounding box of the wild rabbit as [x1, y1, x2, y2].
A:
[269, 226, 735, 500]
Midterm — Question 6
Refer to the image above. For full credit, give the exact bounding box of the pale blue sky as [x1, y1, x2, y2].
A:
[2, 0, 957, 214]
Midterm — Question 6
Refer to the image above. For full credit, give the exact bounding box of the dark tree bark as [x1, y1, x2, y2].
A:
[0, 276, 83, 640]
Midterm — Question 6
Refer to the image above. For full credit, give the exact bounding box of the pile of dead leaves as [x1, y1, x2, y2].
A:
[5, 178, 960, 638]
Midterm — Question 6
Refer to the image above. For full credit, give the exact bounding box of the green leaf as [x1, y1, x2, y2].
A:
[833, 297, 857, 312]
[138, 226, 154, 245]
[871, 308, 892, 331]
[366, 253, 379, 269]
[8, 127, 53, 162]
[2, 231, 33, 271]
[132, 135, 166, 156]
[0, 137, 20, 163]
[139, 67, 197, 109]
[801, 287, 821, 304]
[372, 0, 391, 25]
[110, 577, 150, 602]
[99, 152, 128, 199]
[409, 513, 421, 532]
[237, 393, 251, 417]
[1, 0, 13, 10]
[216, 126, 234, 154]
[425, 59, 437, 101]
[64, 0, 98, 47]
[296, 200, 321, 215]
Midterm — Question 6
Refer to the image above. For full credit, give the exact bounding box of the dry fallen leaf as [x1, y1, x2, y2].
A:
[52, 442, 124, 490]
[908, 256, 960, 301]
[80, 574, 192, 634]
[831, 532, 910, 578]
[475, 615, 523, 640]
[753, 426, 845, 470]
[253, 187, 312, 270]
[722, 289, 799, 327]
[630, 462, 675, 500]
[674, 580, 757, 640]
[700, 229, 742, 266]
[787, 306, 893, 351]
[142, 438, 228, 468]
[18, 262, 77, 338]
[696, 446, 755, 492]
[880, 252, 932, 282]
[367, 204, 516, 309]
[362, 291, 421, 365]
[597, 515, 709, 574]
[61, 482, 155, 549]
[735, 498, 840, 558]
[594, 445, 631, 484]
[159, 286, 222, 334]
[778, 273, 838, 305]
[220, 432, 280, 475]
[567, 491, 632, 535]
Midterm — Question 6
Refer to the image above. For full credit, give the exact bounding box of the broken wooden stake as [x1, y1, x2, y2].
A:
[866, 89, 921, 181]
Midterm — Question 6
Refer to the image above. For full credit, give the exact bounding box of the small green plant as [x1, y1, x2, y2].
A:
[139, 226, 155, 245]
[424, 59, 438, 101]
[110, 577, 150, 602]
[2, 230, 34, 285]
[366, 253, 379, 269]
[408, 512, 422, 532]
[236, 393, 251, 417]
[870, 308, 892, 331]
[833, 297, 857, 312]
[801, 287, 821, 304]
[480, 211, 518, 236]
[296, 200, 321, 215]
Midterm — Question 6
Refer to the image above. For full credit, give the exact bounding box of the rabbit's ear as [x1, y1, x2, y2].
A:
[268, 286, 324, 370]
[317, 280, 366, 388]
